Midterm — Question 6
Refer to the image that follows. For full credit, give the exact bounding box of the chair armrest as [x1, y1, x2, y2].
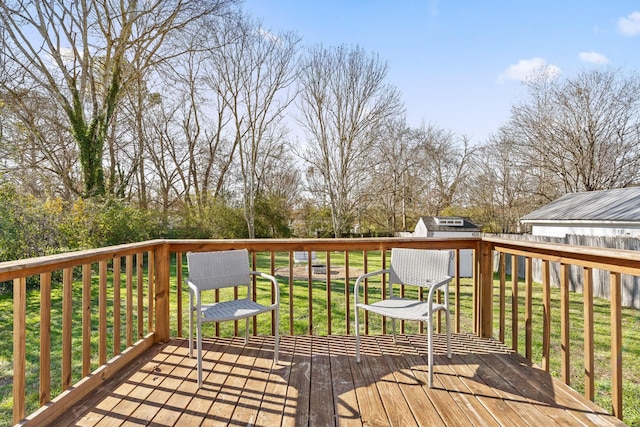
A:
[251, 271, 280, 305]
[186, 278, 202, 309]
[186, 278, 198, 294]
[353, 269, 390, 305]
[426, 276, 452, 303]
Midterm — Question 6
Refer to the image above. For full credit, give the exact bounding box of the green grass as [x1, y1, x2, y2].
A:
[1, 251, 639, 426]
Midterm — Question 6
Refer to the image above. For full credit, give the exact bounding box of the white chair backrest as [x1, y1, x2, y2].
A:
[187, 249, 251, 291]
[388, 248, 452, 287]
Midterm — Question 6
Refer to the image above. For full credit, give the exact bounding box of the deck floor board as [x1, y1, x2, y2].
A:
[54, 333, 625, 427]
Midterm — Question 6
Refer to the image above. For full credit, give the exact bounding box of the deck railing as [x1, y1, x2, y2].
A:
[1, 237, 638, 425]
[483, 236, 640, 420]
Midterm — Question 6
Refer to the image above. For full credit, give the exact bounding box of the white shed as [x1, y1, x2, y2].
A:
[414, 216, 480, 277]
[520, 187, 640, 238]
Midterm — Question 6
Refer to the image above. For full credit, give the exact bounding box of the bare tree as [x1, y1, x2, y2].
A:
[144, 49, 235, 228]
[468, 127, 539, 232]
[509, 68, 640, 196]
[297, 45, 403, 237]
[413, 125, 474, 216]
[207, 16, 301, 238]
[0, 0, 236, 197]
[364, 117, 421, 233]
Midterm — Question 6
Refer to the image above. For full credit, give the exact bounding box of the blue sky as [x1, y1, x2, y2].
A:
[242, 0, 640, 144]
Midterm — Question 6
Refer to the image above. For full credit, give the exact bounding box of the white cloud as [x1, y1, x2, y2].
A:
[618, 11, 640, 36]
[258, 27, 282, 45]
[497, 58, 562, 83]
[579, 51, 609, 65]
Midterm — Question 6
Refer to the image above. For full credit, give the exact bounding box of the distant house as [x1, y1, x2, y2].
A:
[414, 216, 480, 277]
[520, 187, 640, 238]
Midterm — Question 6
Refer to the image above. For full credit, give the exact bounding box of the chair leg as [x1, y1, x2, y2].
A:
[196, 318, 203, 388]
[245, 318, 249, 345]
[427, 319, 434, 388]
[392, 318, 397, 344]
[445, 308, 452, 359]
[188, 292, 193, 358]
[355, 307, 361, 362]
[274, 307, 279, 364]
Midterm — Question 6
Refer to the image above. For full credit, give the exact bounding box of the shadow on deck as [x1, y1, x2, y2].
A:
[52, 334, 624, 426]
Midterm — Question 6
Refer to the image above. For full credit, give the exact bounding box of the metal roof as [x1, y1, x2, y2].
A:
[520, 187, 640, 222]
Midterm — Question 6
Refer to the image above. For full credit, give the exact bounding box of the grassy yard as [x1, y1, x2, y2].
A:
[1, 251, 639, 426]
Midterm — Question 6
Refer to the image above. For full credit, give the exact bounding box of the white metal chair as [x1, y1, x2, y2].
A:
[186, 249, 280, 388]
[354, 248, 452, 387]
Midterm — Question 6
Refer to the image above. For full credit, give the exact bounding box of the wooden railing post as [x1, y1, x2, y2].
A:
[155, 242, 171, 343]
[478, 240, 493, 338]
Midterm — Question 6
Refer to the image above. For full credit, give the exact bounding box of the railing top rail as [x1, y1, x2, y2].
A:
[4, 235, 640, 282]
[166, 237, 481, 253]
[0, 237, 480, 282]
[484, 236, 640, 275]
[0, 240, 165, 282]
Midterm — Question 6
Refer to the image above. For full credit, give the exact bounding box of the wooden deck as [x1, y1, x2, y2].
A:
[52, 334, 625, 427]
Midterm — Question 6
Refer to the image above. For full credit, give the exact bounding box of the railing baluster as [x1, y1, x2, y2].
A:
[271, 251, 276, 336]
[148, 250, 154, 335]
[13, 276, 26, 425]
[251, 251, 257, 336]
[113, 257, 121, 355]
[560, 263, 570, 385]
[455, 249, 461, 334]
[401, 282, 406, 334]
[499, 252, 506, 343]
[436, 288, 442, 333]
[215, 287, 220, 337]
[525, 257, 533, 361]
[155, 244, 171, 343]
[99, 261, 108, 365]
[126, 255, 133, 347]
[288, 251, 294, 334]
[39, 272, 51, 406]
[610, 271, 623, 419]
[176, 252, 183, 337]
[82, 264, 92, 376]
[344, 251, 350, 335]
[583, 266, 594, 400]
[363, 250, 369, 335]
[472, 248, 478, 335]
[326, 250, 332, 336]
[62, 267, 73, 390]
[419, 287, 424, 334]
[307, 250, 313, 335]
[541, 259, 551, 372]
[511, 254, 519, 352]
[381, 250, 387, 335]
[235, 262, 241, 337]
[137, 253, 144, 339]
